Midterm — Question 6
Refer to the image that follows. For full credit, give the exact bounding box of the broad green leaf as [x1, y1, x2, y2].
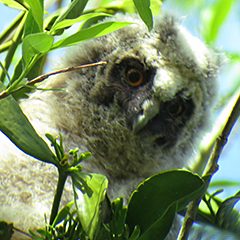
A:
[138, 202, 177, 240]
[133, 0, 153, 31]
[126, 170, 204, 237]
[71, 170, 108, 240]
[22, 33, 53, 66]
[25, 0, 43, 32]
[0, 221, 13, 240]
[51, 0, 88, 30]
[201, 0, 237, 44]
[50, 13, 112, 34]
[0, 82, 56, 164]
[0, 0, 26, 10]
[51, 21, 132, 50]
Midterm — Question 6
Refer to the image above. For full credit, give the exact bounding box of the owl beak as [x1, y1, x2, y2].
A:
[132, 98, 160, 133]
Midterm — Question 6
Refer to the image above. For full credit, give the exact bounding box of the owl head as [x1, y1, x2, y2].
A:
[29, 13, 222, 183]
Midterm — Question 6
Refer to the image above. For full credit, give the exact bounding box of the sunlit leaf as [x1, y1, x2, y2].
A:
[51, 0, 88, 30]
[52, 201, 75, 227]
[133, 0, 153, 31]
[0, 82, 56, 164]
[0, 0, 26, 10]
[71, 170, 108, 240]
[22, 33, 53, 66]
[25, 0, 43, 32]
[50, 13, 112, 33]
[25, 8, 41, 35]
[201, 0, 237, 44]
[51, 21, 132, 50]
[98, 0, 135, 13]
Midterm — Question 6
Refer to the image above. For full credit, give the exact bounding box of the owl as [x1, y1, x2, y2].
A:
[0, 12, 222, 239]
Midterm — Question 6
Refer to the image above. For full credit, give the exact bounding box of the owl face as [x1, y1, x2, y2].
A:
[45, 13, 221, 179]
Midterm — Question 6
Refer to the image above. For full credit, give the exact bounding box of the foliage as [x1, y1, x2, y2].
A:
[0, 0, 239, 239]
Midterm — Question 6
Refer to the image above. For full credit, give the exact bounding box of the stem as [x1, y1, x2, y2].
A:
[49, 170, 68, 225]
[0, 11, 25, 44]
[177, 93, 240, 240]
[0, 12, 26, 82]
[0, 61, 107, 99]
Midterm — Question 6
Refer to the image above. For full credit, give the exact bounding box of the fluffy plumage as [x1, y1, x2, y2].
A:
[0, 13, 222, 239]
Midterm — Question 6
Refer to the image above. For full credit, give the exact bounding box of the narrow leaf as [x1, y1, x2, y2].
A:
[201, 0, 236, 44]
[0, 0, 26, 10]
[25, 8, 41, 35]
[51, 21, 132, 50]
[50, 13, 112, 33]
[133, 0, 153, 31]
[25, 0, 43, 32]
[51, 0, 88, 30]
[0, 82, 56, 164]
[71, 170, 108, 240]
[216, 191, 240, 233]
[52, 201, 75, 227]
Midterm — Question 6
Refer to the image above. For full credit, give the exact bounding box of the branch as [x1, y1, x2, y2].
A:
[177, 93, 240, 240]
[0, 61, 107, 99]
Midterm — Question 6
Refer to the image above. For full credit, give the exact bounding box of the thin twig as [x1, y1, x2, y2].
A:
[13, 226, 33, 239]
[0, 61, 107, 99]
[177, 93, 240, 240]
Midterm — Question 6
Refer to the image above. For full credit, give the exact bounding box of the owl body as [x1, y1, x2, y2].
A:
[0, 13, 221, 239]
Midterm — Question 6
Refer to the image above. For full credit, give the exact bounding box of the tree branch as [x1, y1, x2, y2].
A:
[177, 93, 240, 240]
[0, 61, 107, 99]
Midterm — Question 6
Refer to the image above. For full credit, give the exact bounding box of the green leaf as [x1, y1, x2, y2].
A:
[24, 0, 43, 32]
[0, 0, 26, 10]
[51, 21, 132, 50]
[201, 0, 237, 44]
[28, 229, 45, 240]
[126, 170, 205, 238]
[0, 221, 13, 240]
[50, 13, 112, 34]
[52, 201, 75, 227]
[210, 180, 240, 187]
[25, 8, 41, 35]
[133, 0, 153, 31]
[128, 225, 141, 240]
[51, 0, 88, 30]
[22, 33, 53, 66]
[0, 82, 56, 164]
[215, 191, 240, 234]
[71, 170, 108, 240]
[138, 202, 177, 240]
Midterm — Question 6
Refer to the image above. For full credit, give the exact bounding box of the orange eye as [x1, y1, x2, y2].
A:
[167, 101, 184, 117]
[126, 68, 143, 86]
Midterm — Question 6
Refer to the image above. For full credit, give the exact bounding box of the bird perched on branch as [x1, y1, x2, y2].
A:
[0, 12, 222, 239]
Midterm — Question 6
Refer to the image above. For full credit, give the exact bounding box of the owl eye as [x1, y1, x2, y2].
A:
[167, 101, 184, 117]
[126, 68, 143, 86]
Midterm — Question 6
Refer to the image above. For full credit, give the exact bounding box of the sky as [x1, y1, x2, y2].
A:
[0, 0, 240, 205]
